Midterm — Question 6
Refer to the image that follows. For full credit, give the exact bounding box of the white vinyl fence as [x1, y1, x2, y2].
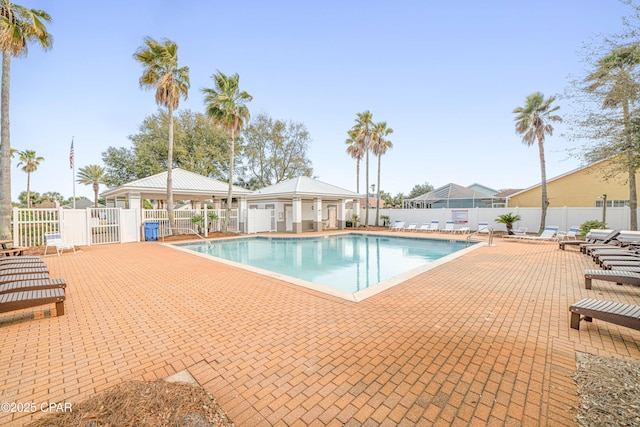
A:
[13, 207, 142, 247]
[362, 206, 633, 234]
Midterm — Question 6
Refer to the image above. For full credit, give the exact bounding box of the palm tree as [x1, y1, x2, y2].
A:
[133, 37, 190, 235]
[77, 164, 106, 207]
[586, 44, 640, 230]
[345, 128, 364, 193]
[202, 71, 252, 232]
[350, 111, 374, 227]
[371, 121, 393, 226]
[513, 92, 561, 233]
[0, 2, 52, 238]
[16, 149, 43, 208]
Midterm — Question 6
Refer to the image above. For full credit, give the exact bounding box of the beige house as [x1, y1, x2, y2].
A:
[507, 158, 639, 208]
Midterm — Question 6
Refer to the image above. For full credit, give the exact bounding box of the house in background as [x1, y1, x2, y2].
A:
[506, 158, 639, 208]
[403, 183, 506, 209]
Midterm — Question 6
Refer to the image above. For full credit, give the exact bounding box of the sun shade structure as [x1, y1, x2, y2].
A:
[248, 176, 361, 233]
[404, 183, 507, 209]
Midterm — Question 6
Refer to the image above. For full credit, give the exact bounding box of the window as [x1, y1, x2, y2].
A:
[595, 200, 629, 207]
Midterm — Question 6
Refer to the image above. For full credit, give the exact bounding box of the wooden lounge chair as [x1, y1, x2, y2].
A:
[601, 259, 640, 269]
[0, 288, 65, 316]
[0, 278, 66, 294]
[584, 269, 640, 289]
[0, 263, 48, 274]
[0, 256, 43, 264]
[570, 298, 640, 331]
[0, 273, 50, 284]
[561, 230, 620, 251]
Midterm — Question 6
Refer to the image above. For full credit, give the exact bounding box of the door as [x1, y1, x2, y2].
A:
[285, 205, 293, 232]
[328, 206, 337, 228]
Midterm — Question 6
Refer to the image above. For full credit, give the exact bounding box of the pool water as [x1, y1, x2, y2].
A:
[175, 233, 475, 297]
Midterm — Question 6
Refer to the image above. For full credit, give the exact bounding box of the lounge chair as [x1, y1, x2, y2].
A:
[426, 220, 439, 232]
[570, 298, 640, 331]
[417, 223, 431, 232]
[560, 229, 619, 251]
[584, 269, 640, 289]
[503, 226, 529, 239]
[0, 263, 48, 274]
[389, 221, 405, 231]
[455, 226, 470, 234]
[556, 226, 579, 241]
[0, 247, 26, 257]
[601, 259, 640, 269]
[0, 273, 50, 284]
[0, 256, 43, 264]
[404, 223, 417, 232]
[477, 222, 490, 234]
[44, 233, 76, 256]
[0, 278, 66, 295]
[443, 221, 455, 233]
[0, 288, 65, 316]
[511, 226, 559, 242]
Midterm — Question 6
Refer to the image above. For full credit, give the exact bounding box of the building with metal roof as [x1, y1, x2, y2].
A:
[403, 183, 508, 209]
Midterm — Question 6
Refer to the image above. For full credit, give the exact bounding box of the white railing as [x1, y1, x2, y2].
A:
[13, 208, 59, 247]
[142, 207, 238, 237]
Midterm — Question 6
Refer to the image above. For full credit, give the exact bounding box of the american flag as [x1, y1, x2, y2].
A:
[69, 139, 74, 169]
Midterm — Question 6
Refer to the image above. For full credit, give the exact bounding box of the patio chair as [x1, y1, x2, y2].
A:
[404, 223, 417, 232]
[0, 278, 66, 295]
[477, 222, 490, 234]
[503, 226, 529, 239]
[417, 223, 431, 232]
[0, 263, 48, 274]
[389, 221, 405, 231]
[443, 221, 455, 233]
[0, 256, 44, 264]
[514, 226, 559, 242]
[454, 226, 470, 234]
[0, 273, 50, 285]
[426, 220, 440, 232]
[570, 298, 640, 331]
[0, 288, 65, 316]
[584, 269, 640, 289]
[571, 230, 621, 252]
[44, 233, 76, 256]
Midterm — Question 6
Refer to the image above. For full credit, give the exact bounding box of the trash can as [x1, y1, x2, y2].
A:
[144, 222, 159, 241]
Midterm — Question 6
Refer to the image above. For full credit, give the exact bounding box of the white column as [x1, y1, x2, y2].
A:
[314, 197, 323, 231]
[338, 199, 347, 230]
[293, 197, 302, 233]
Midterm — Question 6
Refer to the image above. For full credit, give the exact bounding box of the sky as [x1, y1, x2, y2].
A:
[5, 0, 634, 201]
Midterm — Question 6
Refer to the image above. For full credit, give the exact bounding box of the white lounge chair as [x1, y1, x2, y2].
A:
[389, 221, 405, 231]
[44, 233, 76, 257]
[477, 222, 490, 234]
[557, 226, 579, 241]
[426, 220, 440, 232]
[417, 223, 431, 232]
[404, 223, 417, 232]
[455, 226, 470, 234]
[517, 226, 559, 242]
[443, 221, 455, 233]
[503, 226, 528, 239]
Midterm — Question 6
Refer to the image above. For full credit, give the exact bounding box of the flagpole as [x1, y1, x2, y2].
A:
[71, 137, 76, 209]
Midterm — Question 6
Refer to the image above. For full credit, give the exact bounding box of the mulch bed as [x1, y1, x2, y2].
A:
[26, 380, 234, 427]
[575, 353, 640, 426]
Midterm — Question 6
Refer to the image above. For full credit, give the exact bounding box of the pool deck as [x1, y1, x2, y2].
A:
[1, 230, 639, 426]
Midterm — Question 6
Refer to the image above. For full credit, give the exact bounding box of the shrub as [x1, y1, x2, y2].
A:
[579, 219, 606, 236]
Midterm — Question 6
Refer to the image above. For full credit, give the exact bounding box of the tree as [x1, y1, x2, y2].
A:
[513, 92, 562, 233]
[102, 110, 231, 186]
[349, 111, 374, 226]
[0, 2, 52, 238]
[242, 113, 313, 186]
[15, 149, 43, 208]
[371, 121, 393, 226]
[345, 128, 364, 193]
[202, 71, 252, 232]
[133, 37, 190, 235]
[406, 182, 434, 199]
[585, 44, 640, 230]
[77, 164, 106, 207]
[41, 191, 63, 204]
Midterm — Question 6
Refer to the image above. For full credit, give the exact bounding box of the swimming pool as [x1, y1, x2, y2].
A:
[172, 233, 482, 301]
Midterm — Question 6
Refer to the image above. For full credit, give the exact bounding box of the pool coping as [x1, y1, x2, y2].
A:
[164, 232, 487, 302]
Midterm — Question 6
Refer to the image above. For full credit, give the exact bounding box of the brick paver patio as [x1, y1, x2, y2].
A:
[1, 231, 639, 426]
